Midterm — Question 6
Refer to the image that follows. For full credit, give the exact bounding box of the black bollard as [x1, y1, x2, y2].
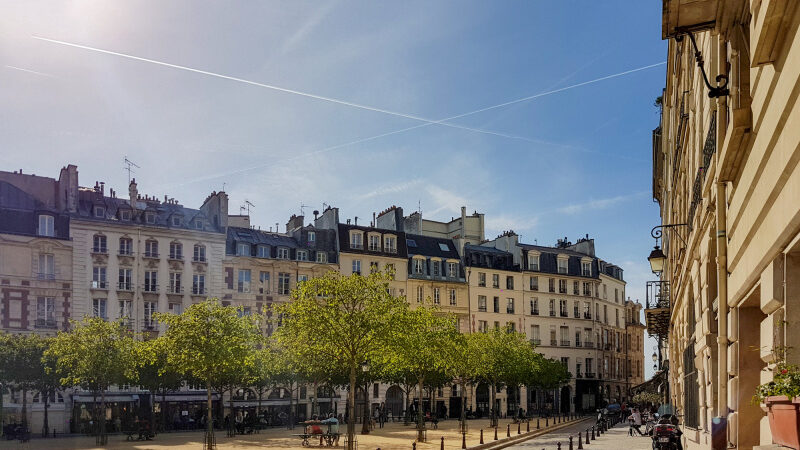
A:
[507, 423, 511, 437]
[441, 436, 445, 450]
[518, 421, 521, 434]
[578, 433, 583, 449]
[413, 442, 417, 450]
[570, 436, 574, 450]
[558, 442, 562, 450]
[480, 429, 484, 444]
[537, 418, 540, 429]
[494, 426, 498, 441]
[546, 417, 549, 427]
[591, 426, 595, 440]
[527, 420, 530, 432]
[585, 430, 590, 445]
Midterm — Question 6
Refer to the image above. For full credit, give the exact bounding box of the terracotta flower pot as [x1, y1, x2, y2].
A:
[763, 396, 800, 450]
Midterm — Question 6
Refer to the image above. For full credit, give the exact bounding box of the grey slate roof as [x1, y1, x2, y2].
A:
[405, 233, 459, 259]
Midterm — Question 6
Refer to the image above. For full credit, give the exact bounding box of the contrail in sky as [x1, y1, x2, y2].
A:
[4, 65, 56, 78]
[162, 61, 660, 189]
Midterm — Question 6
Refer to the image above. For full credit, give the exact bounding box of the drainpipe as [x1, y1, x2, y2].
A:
[715, 181, 728, 419]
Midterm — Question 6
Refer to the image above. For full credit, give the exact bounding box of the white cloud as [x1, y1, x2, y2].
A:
[556, 191, 648, 215]
[356, 178, 423, 201]
[425, 185, 468, 216]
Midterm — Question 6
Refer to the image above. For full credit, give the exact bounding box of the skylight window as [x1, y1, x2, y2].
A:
[407, 239, 417, 248]
[438, 243, 450, 251]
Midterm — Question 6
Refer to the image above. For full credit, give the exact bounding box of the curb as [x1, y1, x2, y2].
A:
[467, 417, 594, 450]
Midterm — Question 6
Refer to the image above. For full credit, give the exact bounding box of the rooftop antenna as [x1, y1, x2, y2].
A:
[123, 157, 140, 184]
[300, 203, 308, 216]
[222, 182, 227, 192]
[241, 199, 254, 216]
[418, 199, 422, 215]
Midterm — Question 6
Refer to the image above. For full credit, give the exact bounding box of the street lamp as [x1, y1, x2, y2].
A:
[648, 246, 666, 275]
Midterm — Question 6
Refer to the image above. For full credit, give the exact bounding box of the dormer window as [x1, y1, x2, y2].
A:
[350, 232, 363, 250]
[145, 212, 156, 224]
[448, 262, 458, 277]
[237, 243, 250, 256]
[277, 247, 289, 259]
[257, 245, 270, 258]
[172, 216, 182, 227]
[528, 254, 540, 271]
[413, 259, 425, 274]
[308, 231, 316, 244]
[384, 236, 396, 253]
[194, 220, 203, 230]
[368, 235, 380, 252]
[94, 206, 105, 218]
[38, 215, 54, 237]
[582, 261, 592, 277]
[316, 252, 327, 263]
[297, 250, 308, 261]
[557, 258, 568, 274]
[120, 210, 131, 221]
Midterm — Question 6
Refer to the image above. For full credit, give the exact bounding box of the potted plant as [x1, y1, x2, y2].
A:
[755, 361, 800, 449]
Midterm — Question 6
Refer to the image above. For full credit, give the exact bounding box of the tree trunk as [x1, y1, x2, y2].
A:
[43, 392, 50, 437]
[460, 381, 466, 431]
[0, 381, 4, 438]
[21, 388, 28, 433]
[490, 384, 497, 428]
[99, 389, 107, 445]
[416, 377, 425, 442]
[257, 390, 262, 416]
[347, 366, 356, 450]
[205, 386, 214, 450]
[228, 389, 235, 437]
[287, 383, 294, 430]
[162, 390, 167, 433]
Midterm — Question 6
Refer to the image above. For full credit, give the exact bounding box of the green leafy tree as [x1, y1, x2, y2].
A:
[35, 337, 63, 437]
[4, 334, 53, 434]
[274, 271, 408, 450]
[45, 318, 138, 445]
[136, 337, 184, 433]
[156, 299, 261, 449]
[448, 332, 482, 428]
[379, 304, 458, 441]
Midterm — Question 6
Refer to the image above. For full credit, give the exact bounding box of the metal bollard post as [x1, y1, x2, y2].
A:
[578, 432, 584, 449]
[570, 435, 574, 450]
[480, 429, 484, 444]
[585, 430, 590, 445]
[518, 421, 521, 434]
[462, 431, 467, 449]
[494, 426, 498, 441]
[546, 417, 549, 427]
[441, 436, 445, 450]
[591, 426, 595, 440]
[527, 420, 530, 432]
[537, 418, 540, 429]
[558, 442, 562, 450]
[507, 423, 511, 437]
[413, 442, 417, 450]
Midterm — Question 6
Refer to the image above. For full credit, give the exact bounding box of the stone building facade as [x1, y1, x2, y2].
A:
[651, 1, 800, 448]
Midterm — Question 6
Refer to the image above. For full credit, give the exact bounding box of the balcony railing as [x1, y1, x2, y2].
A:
[530, 339, 541, 346]
[118, 282, 133, 291]
[550, 339, 558, 346]
[143, 252, 159, 259]
[143, 284, 159, 293]
[193, 255, 207, 263]
[576, 341, 582, 347]
[36, 272, 55, 281]
[549, 311, 556, 317]
[531, 309, 539, 315]
[91, 280, 108, 289]
[168, 253, 184, 261]
[584, 312, 592, 319]
[192, 286, 206, 295]
[35, 318, 57, 329]
[559, 311, 568, 317]
[92, 247, 108, 254]
[168, 284, 184, 294]
[584, 341, 595, 348]
[560, 340, 570, 347]
[118, 250, 134, 256]
[585, 372, 596, 378]
[575, 373, 583, 378]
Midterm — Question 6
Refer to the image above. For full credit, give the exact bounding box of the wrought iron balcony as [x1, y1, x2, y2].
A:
[645, 280, 671, 339]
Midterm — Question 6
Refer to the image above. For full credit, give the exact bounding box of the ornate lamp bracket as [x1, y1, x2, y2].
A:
[651, 224, 689, 246]
[675, 29, 729, 98]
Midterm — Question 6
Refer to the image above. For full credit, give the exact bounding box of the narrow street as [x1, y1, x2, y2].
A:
[509, 421, 652, 450]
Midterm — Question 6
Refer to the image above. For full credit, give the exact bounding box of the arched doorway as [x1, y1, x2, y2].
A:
[386, 385, 404, 419]
[560, 386, 571, 413]
[476, 384, 489, 418]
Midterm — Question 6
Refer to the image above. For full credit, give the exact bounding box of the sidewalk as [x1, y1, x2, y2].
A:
[2, 416, 589, 450]
[509, 421, 652, 450]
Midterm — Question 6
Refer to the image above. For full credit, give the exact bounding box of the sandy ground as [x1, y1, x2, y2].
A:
[5, 415, 589, 450]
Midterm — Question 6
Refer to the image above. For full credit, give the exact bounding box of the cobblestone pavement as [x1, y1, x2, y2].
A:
[3, 415, 589, 450]
[509, 421, 653, 450]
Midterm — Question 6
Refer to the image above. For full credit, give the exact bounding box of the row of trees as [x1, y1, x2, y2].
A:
[0, 271, 569, 449]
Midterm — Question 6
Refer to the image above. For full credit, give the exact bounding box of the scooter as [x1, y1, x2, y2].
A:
[651, 414, 682, 450]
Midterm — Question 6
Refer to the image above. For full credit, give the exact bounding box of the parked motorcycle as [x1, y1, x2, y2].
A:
[651, 414, 682, 450]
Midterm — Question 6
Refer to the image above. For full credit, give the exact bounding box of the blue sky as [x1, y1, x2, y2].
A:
[1, 1, 665, 375]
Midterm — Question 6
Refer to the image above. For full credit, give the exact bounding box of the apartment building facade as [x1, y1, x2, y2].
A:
[650, 1, 800, 448]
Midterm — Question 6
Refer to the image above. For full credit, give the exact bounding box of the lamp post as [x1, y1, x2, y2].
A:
[361, 362, 370, 435]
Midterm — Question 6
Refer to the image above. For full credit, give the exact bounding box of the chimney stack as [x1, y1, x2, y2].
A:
[129, 178, 138, 209]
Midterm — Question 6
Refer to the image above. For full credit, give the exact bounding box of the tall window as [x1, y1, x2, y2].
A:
[92, 266, 107, 289]
[433, 288, 440, 304]
[93, 235, 107, 253]
[238, 269, 251, 293]
[307, 231, 315, 243]
[413, 259, 424, 274]
[38, 215, 54, 236]
[194, 244, 206, 262]
[370, 261, 379, 274]
[478, 295, 487, 312]
[558, 279, 567, 293]
[170, 272, 182, 293]
[350, 232, 363, 249]
[548, 278, 555, 293]
[528, 254, 539, 271]
[352, 260, 361, 275]
[493, 297, 500, 313]
[169, 242, 183, 259]
[118, 300, 132, 320]
[368, 235, 380, 251]
[575, 329, 582, 346]
[506, 276, 514, 290]
[145, 240, 159, 258]
[530, 297, 539, 315]
[492, 274, 499, 288]
[448, 262, 458, 277]
[573, 281, 580, 295]
[144, 302, 156, 328]
[38, 253, 54, 280]
[449, 289, 457, 305]
[36, 297, 55, 328]
[530, 325, 540, 344]
[93, 298, 107, 319]
[144, 271, 157, 292]
[583, 282, 592, 296]
[193, 274, 205, 295]
[549, 299, 555, 316]
[417, 286, 424, 303]
[574, 301, 580, 318]
[559, 299, 567, 317]
[119, 238, 133, 256]
[478, 272, 486, 287]
[506, 298, 515, 314]
[384, 236, 396, 253]
[259, 271, 270, 293]
[432, 261, 440, 277]
[557, 259, 568, 274]
[478, 320, 488, 333]
[278, 272, 290, 295]
[119, 269, 132, 290]
[582, 262, 592, 276]
[530, 276, 538, 291]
